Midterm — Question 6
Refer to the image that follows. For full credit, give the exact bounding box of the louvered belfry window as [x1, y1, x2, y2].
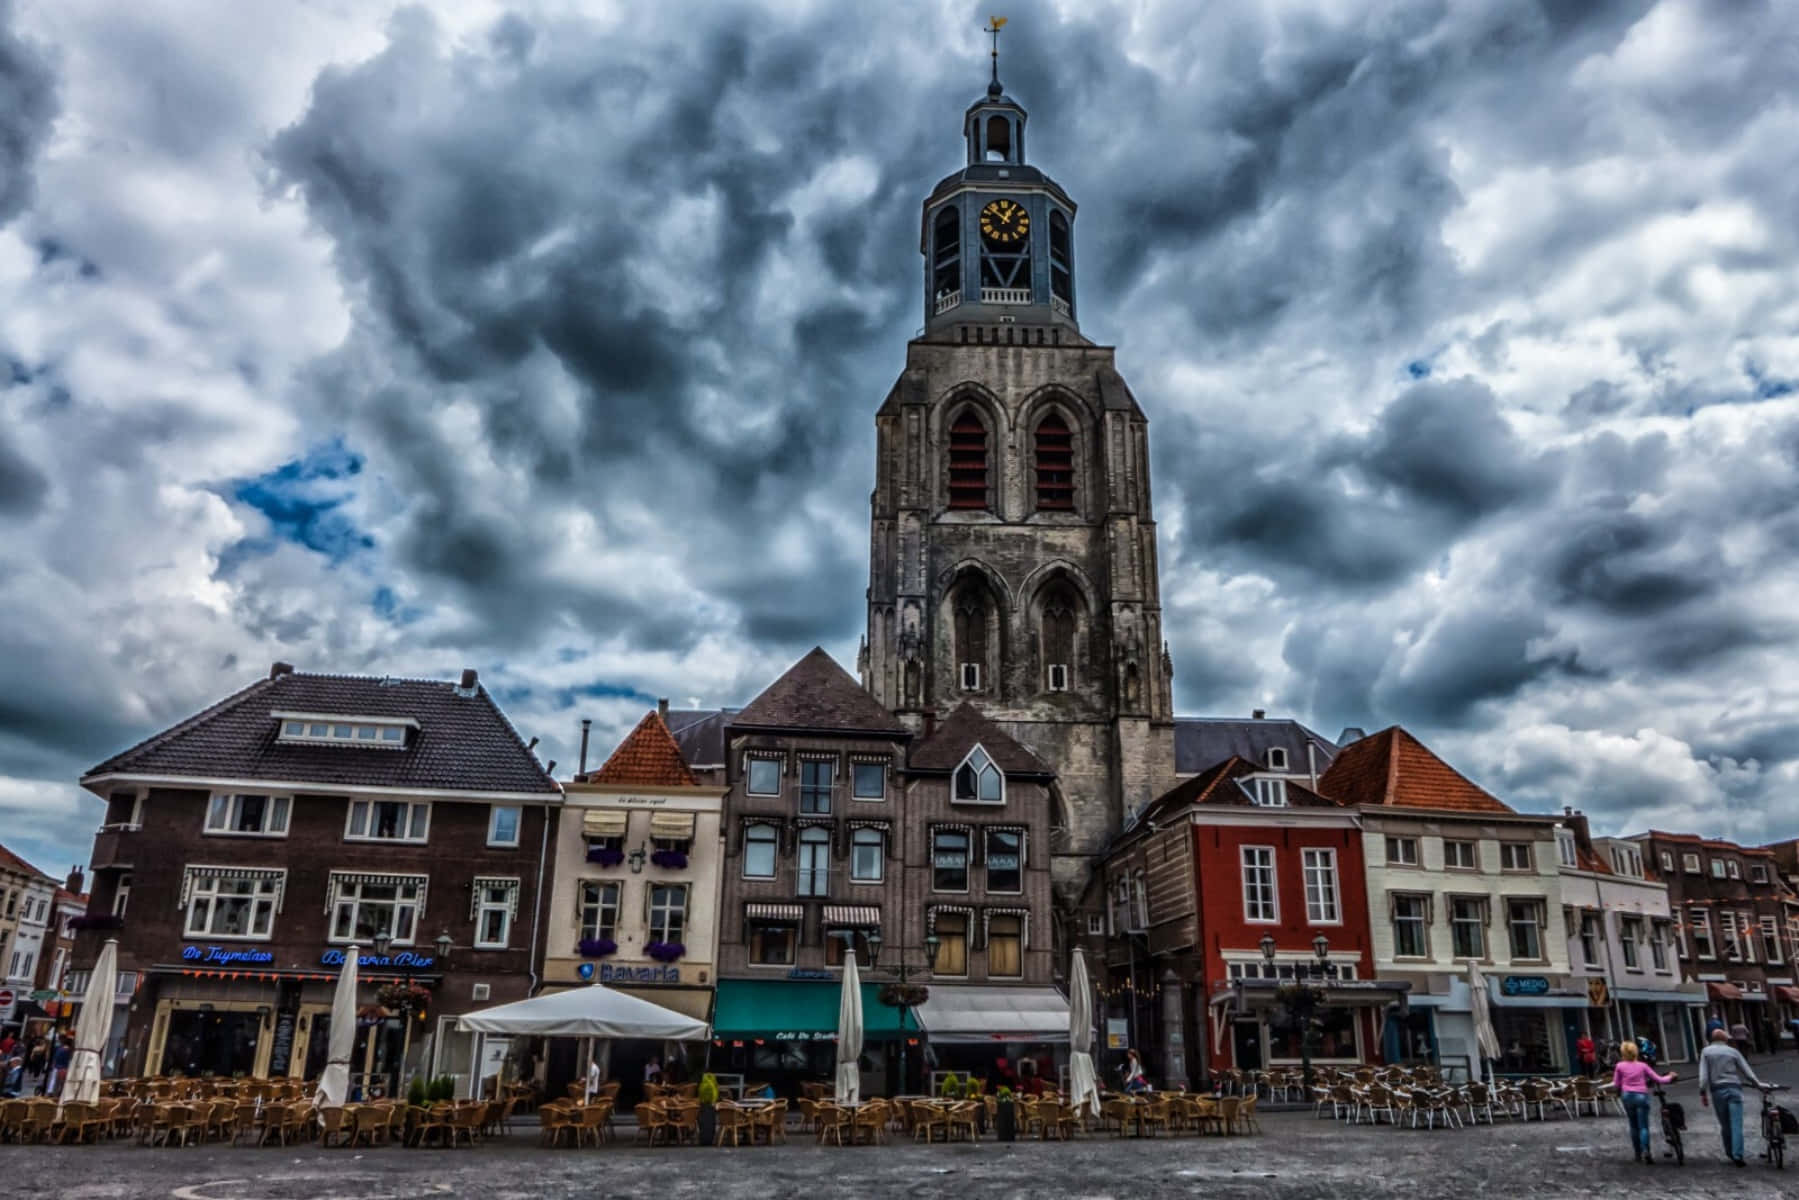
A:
[1035, 414, 1074, 509]
[948, 411, 989, 509]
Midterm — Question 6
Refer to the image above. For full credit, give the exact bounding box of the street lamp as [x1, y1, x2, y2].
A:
[1262, 933, 1332, 1094]
[434, 931, 454, 966]
[867, 930, 939, 1096]
[372, 930, 392, 960]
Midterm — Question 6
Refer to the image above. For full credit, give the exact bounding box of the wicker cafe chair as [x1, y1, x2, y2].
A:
[348, 1104, 389, 1147]
[908, 1101, 945, 1143]
[945, 1101, 980, 1143]
[1215, 1096, 1241, 1136]
[538, 1102, 577, 1148]
[1460, 1082, 1495, 1125]
[714, 1102, 751, 1147]
[1237, 1094, 1261, 1134]
[446, 1102, 485, 1147]
[755, 1099, 789, 1144]
[815, 1102, 853, 1146]
[573, 1100, 611, 1148]
[634, 1102, 672, 1146]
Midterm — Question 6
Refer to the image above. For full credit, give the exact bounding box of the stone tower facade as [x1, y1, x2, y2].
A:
[859, 69, 1175, 907]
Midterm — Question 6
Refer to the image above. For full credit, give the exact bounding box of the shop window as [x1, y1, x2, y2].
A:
[345, 799, 429, 843]
[988, 915, 1023, 977]
[750, 921, 797, 965]
[487, 805, 521, 848]
[329, 874, 425, 945]
[204, 793, 290, 837]
[1500, 842, 1533, 872]
[1386, 837, 1418, 867]
[1450, 897, 1486, 959]
[1493, 1010, 1557, 1075]
[746, 756, 781, 796]
[183, 870, 283, 940]
[1302, 848, 1338, 923]
[1271, 1004, 1357, 1062]
[850, 828, 885, 883]
[472, 878, 518, 949]
[796, 828, 831, 897]
[934, 912, 969, 976]
[985, 829, 1023, 893]
[648, 884, 687, 945]
[852, 763, 886, 800]
[742, 823, 779, 879]
[579, 881, 620, 942]
[1392, 894, 1429, 958]
[933, 829, 970, 892]
[799, 760, 834, 814]
[1507, 899, 1543, 961]
[1241, 846, 1276, 923]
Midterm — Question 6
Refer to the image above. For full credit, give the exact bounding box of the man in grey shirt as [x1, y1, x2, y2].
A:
[1699, 1028, 1766, 1165]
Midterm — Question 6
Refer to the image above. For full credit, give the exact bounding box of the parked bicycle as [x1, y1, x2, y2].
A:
[1758, 1083, 1793, 1170]
[1653, 1081, 1685, 1166]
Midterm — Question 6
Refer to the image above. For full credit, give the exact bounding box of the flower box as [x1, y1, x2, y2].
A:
[586, 846, 625, 867]
[645, 941, 686, 963]
[650, 849, 688, 869]
[578, 938, 619, 959]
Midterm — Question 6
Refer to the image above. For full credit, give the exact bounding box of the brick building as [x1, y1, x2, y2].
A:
[72, 664, 558, 1095]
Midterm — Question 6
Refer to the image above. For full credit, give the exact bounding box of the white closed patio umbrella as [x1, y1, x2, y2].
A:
[315, 943, 359, 1108]
[1468, 960, 1502, 1086]
[835, 948, 863, 1105]
[59, 938, 117, 1106]
[1068, 946, 1101, 1117]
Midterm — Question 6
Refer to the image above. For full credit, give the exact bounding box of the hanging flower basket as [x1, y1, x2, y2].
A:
[578, 937, 619, 959]
[377, 982, 431, 1011]
[650, 849, 689, 869]
[645, 941, 687, 963]
[879, 983, 929, 1009]
[586, 846, 625, 867]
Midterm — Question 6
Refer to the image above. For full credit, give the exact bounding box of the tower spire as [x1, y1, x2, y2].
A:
[986, 16, 1007, 96]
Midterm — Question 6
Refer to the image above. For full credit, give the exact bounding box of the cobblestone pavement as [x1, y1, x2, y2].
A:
[5, 1057, 1796, 1200]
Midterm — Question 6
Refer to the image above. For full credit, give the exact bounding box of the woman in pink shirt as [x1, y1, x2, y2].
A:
[1613, 1041, 1677, 1165]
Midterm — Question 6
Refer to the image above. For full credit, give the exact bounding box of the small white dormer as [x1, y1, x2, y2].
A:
[952, 744, 1004, 805]
[1265, 747, 1288, 771]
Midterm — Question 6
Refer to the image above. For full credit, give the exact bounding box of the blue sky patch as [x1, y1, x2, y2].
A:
[229, 438, 373, 563]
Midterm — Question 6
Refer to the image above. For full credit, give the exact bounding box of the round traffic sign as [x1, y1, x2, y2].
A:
[0, 988, 15, 1008]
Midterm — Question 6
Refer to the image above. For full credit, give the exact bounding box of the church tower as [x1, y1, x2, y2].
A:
[860, 43, 1175, 907]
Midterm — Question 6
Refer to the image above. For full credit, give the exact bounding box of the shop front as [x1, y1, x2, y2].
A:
[1612, 986, 1705, 1064]
[915, 985, 1068, 1088]
[1488, 975, 1581, 1076]
[1209, 978, 1410, 1074]
[534, 962, 717, 1104]
[711, 976, 915, 1097]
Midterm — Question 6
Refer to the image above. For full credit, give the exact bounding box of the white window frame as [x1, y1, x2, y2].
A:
[986, 912, 1025, 978]
[1750, 863, 1769, 884]
[112, 874, 132, 918]
[182, 868, 284, 941]
[952, 745, 1005, 805]
[1252, 777, 1287, 807]
[1449, 897, 1486, 960]
[1046, 663, 1070, 692]
[345, 799, 430, 844]
[985, 828, 1025, 895]
[1760, 916, 1783, 964]
[1266, 747, 1288, 771]
[850, 827, 885, 883]
[1711, 859, 1726, 879]
[1302, 848, 1340, 924]
[1392, 894, 1430, 959]
[579, 880, 620, 943]
[277, 715, 411, 748]
[1506, 898, 1544, 961]
[1659, 850, 1673, 873]
[1500, 842, 1534, 872]
[744, 755, 782, 796]
[1241, 846, 1278, 924]
[798, 759, 834, 815]
[1682, 852, 1700, 874]
[1650, 921, 1670, 971]
[796, 827, 831, 897]
[1689, 909, 1714, 959]
[647, 883, 687, 945]
[1726, 860, 1740, 880]
[203, 793, 291, 838]
[471, 877, 518, 949]
[1086, 913, 1104, 936]
[1444, 840, 1478, 871]
[1386, 836, 1418, 867]
[1556, 831, 1578, 868]
[1619, 917, 1642, 970]
[1720, 910, 1742, 961]
[960, 662, 981, 691]
[487, 805, 522, 848]
[932, 828, 972, 893]
[1579, 911, 1602, 965]
[328, 873, 426, 946]
[741, 822, 779, 880]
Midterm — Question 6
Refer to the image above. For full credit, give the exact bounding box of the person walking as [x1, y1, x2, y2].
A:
[1577, 1033, 1597, 1078]
[25, 1038, 47, 1095]
[1613, 1041, 1676, 1166]
[1699, 1027, 1767, 1166]
[48, 1035, 72, 1096]
[1, 1056, 23, 1098]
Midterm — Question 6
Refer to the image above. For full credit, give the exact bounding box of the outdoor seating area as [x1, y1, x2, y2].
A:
[1306, 1066, 1623, 1130]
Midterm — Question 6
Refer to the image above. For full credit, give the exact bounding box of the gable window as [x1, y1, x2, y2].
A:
[852, 763, 885, 800]
[204, 794, 290, 838]
[487, 805, 522, 848]
[1682, 852, 1700, 874]
[1507, 899, 1544, 961]
[472, 878, 518, 949]
[742, 823, 778, 879]
[986, 829, 1023, 893]
[1619, 917, 1642, 969]
[934, 912, 969, 976]
[1750, 863, 1769, 884]
[1241, 846, 1277, 923]
[933, 829, 971, 892]
[1579, 912, 1602, 965]
[796, 828, 830, 897]
[953, 746, 1004, 804]
[1302, 848, 1339, 923]
[183, 869, 283, 940]
[329, 874, 425, 945]
[1393, 894, 1430, 958]
[1450, 897, 1486, 959]
[1034, 414, 1075, 510]
[988, 914, 1024, 977]
[1444, 840, 1478, 870]
[851, 828, 885, 882]
[1710, 859, 1726, 879]
[1500, 842, 1533, 872]
[346, 799, 429, 843]
[1386, 837, 1419, 867]
[947, 410, 989, 510]
[1556, 831, 1578, 868]
[749, 919, 797, 965]
[579, 881, 620, 943]
[1266, 747, 1289, 771]
[648, 883, 687, 946]
[799, 760, 834, 815]
[1251, 777, 1287, 807]
[1689, 909, 1714, 958]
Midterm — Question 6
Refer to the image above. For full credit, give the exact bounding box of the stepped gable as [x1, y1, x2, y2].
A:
[589, 711, 699, 788]
[908, 702, 1053, 777]
[731, 648, 909, 736]
[1318, 726, 1512, 815]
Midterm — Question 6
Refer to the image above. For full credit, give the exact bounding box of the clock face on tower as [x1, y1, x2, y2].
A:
[979, 199, 1030, 245]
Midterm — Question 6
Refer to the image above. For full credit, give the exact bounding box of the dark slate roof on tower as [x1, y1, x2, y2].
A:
[589, 711, 699, 788]
[664, 708, 734, 769]
[82, 668, 558, 795]
[1173, 715, 1340, 776]
[1317, 726, 1512, 815]
[729, 648, 909, 736]
[909, 702, 1053, 777]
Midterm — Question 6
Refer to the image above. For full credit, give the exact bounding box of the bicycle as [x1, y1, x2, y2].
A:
[1758, 1083, 1793, 1170]
[1653, 1081, 1685, 1165]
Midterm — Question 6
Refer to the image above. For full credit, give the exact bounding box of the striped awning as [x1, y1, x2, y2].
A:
[582, 809, 628, 837]
[823, 906, 880, 928]
[746, 903, 803, 923]
[180, 866, 286, 908]
[470, 876, 520, 920]
[650, 811, 696, 840]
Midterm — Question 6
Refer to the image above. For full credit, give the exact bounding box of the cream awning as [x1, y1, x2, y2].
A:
[746, 903, 803, 922]
[582, 810, 628, 837]
[823, 906, 881, 928]
[650, 811, 696, 840]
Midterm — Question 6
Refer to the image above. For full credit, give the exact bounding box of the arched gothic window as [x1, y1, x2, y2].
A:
[1042, 587, 1076, 692]
[1034, 414, 1074, 510]
[954, 590, 988, 691]
[954, 745, 1004, 804]
[948, 410, 989, 510]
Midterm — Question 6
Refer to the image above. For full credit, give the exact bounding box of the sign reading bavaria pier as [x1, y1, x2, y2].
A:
[320, 948, 437, 970]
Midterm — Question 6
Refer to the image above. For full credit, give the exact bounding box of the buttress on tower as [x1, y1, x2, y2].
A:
[859, 65, 1176, 909]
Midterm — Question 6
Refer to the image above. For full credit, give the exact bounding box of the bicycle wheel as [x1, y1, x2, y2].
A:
[1772, 1132, 1784, 1170]
[1670, 1129, 1683, 1165]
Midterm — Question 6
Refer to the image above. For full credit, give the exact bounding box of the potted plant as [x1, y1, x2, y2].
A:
[994, 1086, 1017, 1142]
[577, 937, 619, 959]
[650, 848, 689, 869]
[697, 1073, 720, 1146]
[585, 844, 625, 867]
[645, 941, 687, 963]
[939, 1072, 962, 1099]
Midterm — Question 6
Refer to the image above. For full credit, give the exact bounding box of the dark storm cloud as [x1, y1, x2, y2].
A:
[0, 0, 56, 225]
[0, 429, 47, 515]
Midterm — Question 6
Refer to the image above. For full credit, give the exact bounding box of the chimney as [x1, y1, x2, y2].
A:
[657, 698, 669, 721]
[1251, 708, 1265, 720]
[459, 668, 478, 690]
[66, 866, 83, 895]
[269, 661, 294, 680]
[578, 718, 592, 775]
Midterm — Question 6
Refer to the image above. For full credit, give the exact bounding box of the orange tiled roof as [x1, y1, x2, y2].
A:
[1647, 830, 1778, 857]
[588, 711, 699, 788]
[1318, 726, 1513, 815]
[0, 841, 53, 883]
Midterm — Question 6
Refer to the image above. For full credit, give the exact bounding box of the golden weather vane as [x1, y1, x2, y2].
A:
[987, 16, 1007, 86]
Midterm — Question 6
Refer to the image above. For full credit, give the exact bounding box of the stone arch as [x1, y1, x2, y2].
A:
[1018, 387, 1094, 517]
[1021, 562, 1099, 695]
[935, 384, 1006, 515]
[939, 560, 1010, 699]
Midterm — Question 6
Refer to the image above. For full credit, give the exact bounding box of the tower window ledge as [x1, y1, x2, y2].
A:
[1051, 296, 1071, 319]
[981, 287, 1033, 306]
[935, 290, 963, 315]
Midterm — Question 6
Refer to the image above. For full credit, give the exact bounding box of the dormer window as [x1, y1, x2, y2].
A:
[953, 745, 1004, 804]
[276, 712, 414, 749]
[1265, 747, 1288, 771]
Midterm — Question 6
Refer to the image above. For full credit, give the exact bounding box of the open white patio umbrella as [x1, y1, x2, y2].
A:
[834, 948, 863, 1105]
[458, 982, 708, 1040]
[1068, 946, 1101, 1117]
[1467, 960, 1502, 1085]
[58, 937, 117, 1106]
[315, 943, 359, 1108]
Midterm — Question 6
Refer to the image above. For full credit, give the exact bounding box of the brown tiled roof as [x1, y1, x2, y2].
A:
[1318, 726, 1513, 815]
[588, 711, 699, 788]
[1131, 758, 1336, 831]
[908, 703, 1053, 776]
[730, 648, 909, 736]
[83, 670, 558, 795]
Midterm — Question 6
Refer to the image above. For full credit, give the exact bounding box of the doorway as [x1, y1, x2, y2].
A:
[1232, 1018, 1262, 1070]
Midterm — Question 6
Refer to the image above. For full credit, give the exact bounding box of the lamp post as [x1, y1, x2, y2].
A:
[866, 930, 939, 1095]
[1262, 933, 1333, 1095]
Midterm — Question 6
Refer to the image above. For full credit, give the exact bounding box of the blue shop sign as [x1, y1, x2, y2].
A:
[181, 945, 275, 966]
[1500, 975, 1551, 997]
[600, 964, 682, 985]
[319, 948, 437, 971]
[578, 962, 595, 981]
[787, 968, 833, 981]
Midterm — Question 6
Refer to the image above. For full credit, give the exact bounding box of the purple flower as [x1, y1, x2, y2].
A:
[578, 937, 619, 959]
[650, 849, 688, 869]
[586, 846, 625, 866]
[645, 941, 687, 963]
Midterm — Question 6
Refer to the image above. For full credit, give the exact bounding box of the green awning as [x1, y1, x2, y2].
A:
[713, 979, 916, 1041]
